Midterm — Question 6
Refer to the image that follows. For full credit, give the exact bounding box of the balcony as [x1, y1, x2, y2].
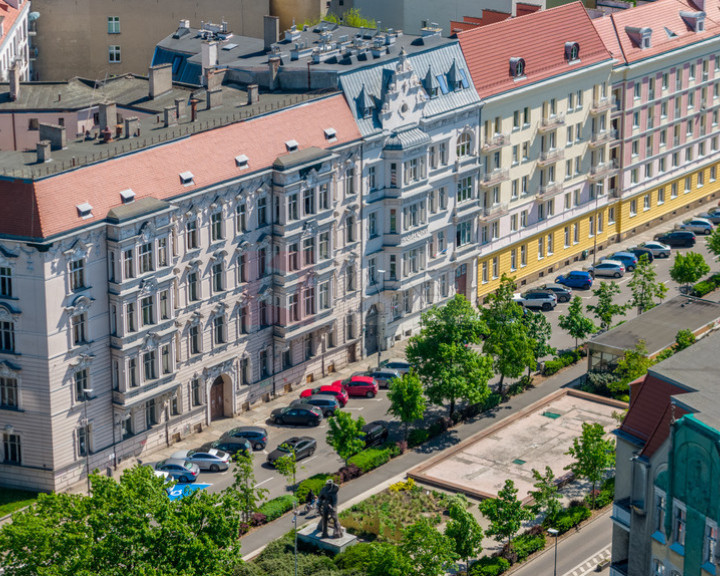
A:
[538, 113, 565, 133]
[610, 561, 629, 576]
[589, 130, 613, 148]
[482, 133, 509, 152]
[479, 168, 509, 188]
[588, 159, 619, 182]
[611, 499, 632, 531]
[481, 202, 509, 219]
[537, 148, 564, 166]
[539, 182, 564, 197]
[591, 97, 612, 115]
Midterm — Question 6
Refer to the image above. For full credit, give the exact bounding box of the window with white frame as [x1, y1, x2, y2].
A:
[212, 262, 224, 292]
[108, 45, 121, 63]
[213, 316, 225, 345]
[457, 220, 472, 246]
[186, 220, 198, 250]
[236, 204, 247, 232]
[456, 132, 472, 157]
[0, 266, 11, 298]
[458, 176, 473, 202]
[107, 16, 120, 33]
[2, 432, 21, 464]
[704, 520, 718, 564]
[143, 350, 157, 380]
[71, 313, 87, 346]
[0, 376, 18, 409]
[189, 324, 201, 355]
[211, 211, 223, 241]
[673, 501, 686, 547]
[141, 296, 154, 326]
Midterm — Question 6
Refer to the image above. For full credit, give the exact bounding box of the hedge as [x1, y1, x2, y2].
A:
[347, 447, 391, 473]
[513, 532, 546, 562]
[296, 474, 332, 502]
[692, 273, 720, 297]
[258, 494, 298, 521]
[408, 428, 429, 447]
[470, 556, 510, 576]
[547, 504, 591, 534]
[543, 349, 582, 376]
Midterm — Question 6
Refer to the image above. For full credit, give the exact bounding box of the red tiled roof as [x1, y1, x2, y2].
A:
[457, 2, 613, 99]
[592, 0, 720, 65]
[516, 3, 543, 17]
[0, 94, 361, 240]
[450, 21, 481, 33]
[450, 11, 511, 33]
[0, 0, 24, 45]
[641, 402, 688, 457]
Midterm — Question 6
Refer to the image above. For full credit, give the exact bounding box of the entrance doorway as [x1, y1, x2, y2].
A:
[455, 264, 468, 299]
[365, 305, 379, 355]
[210, 376, 225, 421]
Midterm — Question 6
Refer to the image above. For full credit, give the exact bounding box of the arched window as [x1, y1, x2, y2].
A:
[456, 132, 473, 157]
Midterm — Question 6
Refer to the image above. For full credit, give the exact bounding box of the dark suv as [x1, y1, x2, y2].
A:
[362, 421, 389, 447]
[654, 230, 696, 247]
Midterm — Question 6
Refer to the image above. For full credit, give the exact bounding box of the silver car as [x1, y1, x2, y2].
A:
[170, 448, 231, 472]
[155, 458, 200, 482]
[369, 368, 401, 389]
[586, 260, 625, 278]
[635, 241, 672, 258]
[676, 217, 713, 235]
[698, 208, 720, 224]
[381, 359, 412, 375]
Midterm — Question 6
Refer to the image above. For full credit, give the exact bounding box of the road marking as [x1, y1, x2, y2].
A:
[562, 545, 611, 576]
[347, 406, 365, 411]
[256, 477, 274, 487]
[618, 277, 630, 284]
[304, 455, 318, 464]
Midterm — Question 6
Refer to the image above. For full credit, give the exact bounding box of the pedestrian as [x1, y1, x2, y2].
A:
[304, 489, 317, 514]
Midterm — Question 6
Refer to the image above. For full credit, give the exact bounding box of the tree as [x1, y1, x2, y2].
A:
[406, 294, 493, 417]
[587, 281, 626, 332]
[706, 225, 720, 261]
[558, 296, 596, 350]
[0, 465, 245, 576]
[480, 479, 533, 553]
[387, 371, 426, 441]
[400, 517, 458, 576]
[365, 542, 414, 576]
[669, 251, 710, 292]
[233, 451, 268, 524]
[528, 466, 562, 525]
[521, 311, 556, 376]
[565, 422, 615, 509]
[274, 449, 298, 493]
[675, 328, 696, 351]
[613, 340, 653, 384]
[326, 410, 366, 465]
[628, 254, 668, 314]
[444, 495, 483, 570]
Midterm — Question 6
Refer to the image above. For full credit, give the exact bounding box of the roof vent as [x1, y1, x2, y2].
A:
[509, 57, 526, 79]
[564, 41, 580, 62]
[235, 154, 249, 168]
[285, 140, 299, 152]
[179, 171, 195, 185]
[324, 128, 337, 141]
[120, 189, 136, 204]
[76, 202, 93, 219]
[679, 10, 705, 32]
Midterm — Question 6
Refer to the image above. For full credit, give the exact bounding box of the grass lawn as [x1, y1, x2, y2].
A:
[0, 488, 38, 516]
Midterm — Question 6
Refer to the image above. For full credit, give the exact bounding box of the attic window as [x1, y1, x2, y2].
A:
[680, 10, 705, 32]
[564, 42, 580, 62]
[285, 140, 299, 152]
[458, 69, 470, 89]
[76, 202, 93, 219]
[509, 57, 526, 79]
[119, 189, 135, 204]
[179, 171, 194, 185]
[664, 26, 678, 38]
[436, 75, 449, 94]
[324, 128, 337, 141]
[235, 154, 249, 168]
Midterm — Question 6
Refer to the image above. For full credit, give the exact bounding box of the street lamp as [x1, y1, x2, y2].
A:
[292, 508, 298, 576]
[548, 527, 559, 576]
[82, 388, 94, 494]
[376, 269, 386, 368]
[592, 185, 601, 266]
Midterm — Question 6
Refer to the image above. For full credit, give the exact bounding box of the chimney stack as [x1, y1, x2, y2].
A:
[201, 41, 218, 84]
[39, 123, 66, 150]
[247, 84, 259, 105]
[148, 64, 173, 99]
[36, 140, 51, 162]
[163, 106, 178, 127]
[206, 88, 223, 110]
[98, 102, 117, 130]
[8, 63, 20, 101]
[175, 97, 187, 119]
[268, 57, 281, 90]
[124, 116, 139, 137]
[264, 15, 279, 52]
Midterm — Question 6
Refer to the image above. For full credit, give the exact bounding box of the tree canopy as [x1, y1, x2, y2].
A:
[628, 254, 667, 314]
[565, 422, 615, 509]
[669, 251, 710, 291]
[480, 479, 532, 550]
[387, 371, 426, 440]
[587, 281, 626, 332]
[558, 296, 596, 350]
[326, 410, 366, 465]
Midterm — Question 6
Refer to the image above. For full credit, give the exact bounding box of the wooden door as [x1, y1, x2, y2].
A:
[210, 377, 224, 421]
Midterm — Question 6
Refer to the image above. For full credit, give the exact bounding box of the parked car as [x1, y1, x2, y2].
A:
[555, 270, 593, 289]
[170, 448, 231, 472]
[654, 230, 696, 247]
[155, 459, 200, 483]
[200, 438, 252, 457]
[291, 394, 339, 417]
[676, 217, 713, 235]
[299, 384, 349, 406]
[361, 421, 389, 447]
[338, 375, 379, 398]
[266, 436, 317, 466]
[635, 241, 672, 258]
[698, 208, 720, 224]
[626, 246, 654, 263]
[368, 368, 401, 389]
[512, 290, 557, 311]
[533, 283, 572, 303]
[222, 426, 268, 450]
[379, 359, 412, 375]
[586, 260, 625, 278]
[271, 404, 323, 426]
[603, 251, 638, 272]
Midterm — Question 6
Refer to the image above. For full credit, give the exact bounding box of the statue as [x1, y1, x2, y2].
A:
[317, 479, 343, 538]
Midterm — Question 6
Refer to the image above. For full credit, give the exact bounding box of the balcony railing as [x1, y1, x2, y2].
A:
[588, 159, 619, 182]
[481, 202, 509, 219]
[538, 113, 565, 132]
[539, 182, 564, 197]
[591, 97, 613, 114]
[537, 148, 564, 166]
[611, 499, 632, 531]
[482, 133, 509, 152]
[480, 168, 509, 187]
[589, 130, 613, 148]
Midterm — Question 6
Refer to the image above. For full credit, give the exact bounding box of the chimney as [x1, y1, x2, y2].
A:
[247, 84, 259, 105]
[8, 63, 20, 101]
[206, 68, 225, 91]
[206, 88, 223, 110]
[175, 97, 187, 119]
[124, 116, 140, 137]
[268, 56, 281, 90]
[201, 41, 218, 83]
[148, 64, 173, 99]
[190, 98, 199, 122]
[179, 19, 190, 29]
[264, 15, 279, 52]
[98, 102, 117, 130]
[163, 106, 178, 127]
[38, 123, 66, 150]
[36, 140, 51, 163]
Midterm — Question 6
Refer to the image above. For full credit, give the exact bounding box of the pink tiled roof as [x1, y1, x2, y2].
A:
[592, 0, 720, 65]
[516, 3, 542, 17]
[0, 1, 23, 43]
[0, 94, 361, 239]
[457, 2, 613, 99]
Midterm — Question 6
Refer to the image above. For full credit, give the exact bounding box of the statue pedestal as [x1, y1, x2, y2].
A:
[297, 524, 358, 555]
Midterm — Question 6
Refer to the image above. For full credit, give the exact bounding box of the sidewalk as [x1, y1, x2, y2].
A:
[239, 360, 589, 559]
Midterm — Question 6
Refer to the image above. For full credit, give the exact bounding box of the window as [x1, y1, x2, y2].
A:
[457, 132, 472, 157]
[520, 244, 527, 267]
[213, 316, 225, 345]
[698, 171, 705, 187]
[456, 221, 472, 247]
[287, 194, 299, 221]
[143, 350, 157, 380]
[482, 261, 489, 283]
[345, 168, 355, 196]
[236, 204, 247, 232]
[212, 262, 224, 291]
[186, 221, 198, 250]
[673, 503, 686, 546]
[654, 489, 666, 532]
[303, 238, 315, 266]
[2, 433, 20, 464]
[521, 210, 528, 228]
[70, 259, 86, 291]
[74, 369, 89, 403]
[510, 249, 517, 271]
[257, 197, 268, 226]
[589, 215, 595, 237]
[630, 199, 638, 217]
[0, 376, 18, 409]
[573, 223, 579, 244]
[107, 16, 120, 33]
[346, 216, 355, 243]
[211, 212, 223, 241]
[108, 45, 121, 63]
[652, 560, 666, 576]
[71, 313, 87, 345]
[126, 302, 136, 332]
[547, 233, 554, 254]
[157, 238, 168, 267]
[238, 253, 248, 282]
[346, 266, 355, 291]
[162, 344, 171, 374]
[128, 357, 138, 387]
[259, 300, 268, 326]
[685, 177, 691, 193]
[492, 257, 499, 279]
[368, 166, 376, 190]
[189, 325, 201, 355]
[319, 282, 330, 309]
[258, 248, 267, 277]
[389, 255, 397, 280]
[346, 313, 355, 339]
[319, 232, 330, 260]
[458, 176, 472, 202]
[289, 293, 300, 322]
[564, 226, 570, 247]
[141, 296, 154, 326]
[0, 267, 13, 299]
[137, 243, 153, 274]
[191, 378, 202, 406]
[671, 183, 678, 199]
[288, 243, 299, 271]
[303, 188, 315, 216]
[704, 522, 718, 564]
[240, 306, 249, 333]
[538, 237, 544, 259]
[644, 194, 651, 211]
[369, 212, 378, 238]
[188, 271, 199, 301]
[146, 399, 157, 428]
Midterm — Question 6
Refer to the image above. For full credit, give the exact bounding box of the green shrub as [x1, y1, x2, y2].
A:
[347, 448, 391, 473]
[258, 495, 297, 521]
[408, 428, 429, 447]
[513, 532, 546, 562]
[548, 504, 591, 533]
[296, 474, 332, 502]
[470, 556, 511, 576]
[543, 359, 564, 376]
[693, 280, 715, 297]
[675, 329, 696, 351]
[655, 348, 674, 362]
[482, 392, 503, 411]
[334, 542, 375, 571]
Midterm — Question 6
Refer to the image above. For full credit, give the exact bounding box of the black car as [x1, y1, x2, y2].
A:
[222, 426, 269, 450]
[290, 395, 339, 417]
[627, 247, 654, 263]
[200, 438, 252, 456]
[266, 436, 317, 465]
[533, 283, 572, 303]
[271, 404, 323, 426]
[653, 230, 696, 247]
[362, 421, 389, 447]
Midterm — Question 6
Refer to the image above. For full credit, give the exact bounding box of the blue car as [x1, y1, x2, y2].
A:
[555, 270, 593, 290]
[603, 252, 638, 272]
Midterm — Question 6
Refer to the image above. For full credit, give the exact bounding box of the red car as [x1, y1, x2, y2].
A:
[299, 384, 349, 406]
[338, 376, 379, 398]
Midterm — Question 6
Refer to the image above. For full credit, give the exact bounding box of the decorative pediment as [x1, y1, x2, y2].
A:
[237, 241, 251, 253]
[142, 332, 160, 350]
[139, 221, 156, 243]
[211, 250, 227, 262]
[211, 302, 229, 318]
[140, 277, 158, 295]
[188, 311, 204, 325]
[0, 245, 18, 267]
[203, 358, 234, 381]
[71, 353, 94, 370]
[64, 295, 93, 315]
[63, 239, 91, 262]
[0, 359, 20, 378]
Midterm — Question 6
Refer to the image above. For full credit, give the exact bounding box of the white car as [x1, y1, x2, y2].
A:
[585, 260, 626, 278]
[676, 217, 713, 235]
[512, 290, 558, 311]
[635, 241, 672, 258]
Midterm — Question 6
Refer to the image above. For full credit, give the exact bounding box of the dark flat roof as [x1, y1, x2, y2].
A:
[272, 146, 332, 170]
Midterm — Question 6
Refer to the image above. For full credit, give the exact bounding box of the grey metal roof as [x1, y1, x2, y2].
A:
[384, 127, 431, 151]
[272, 146, 333, 170]
[107, 198, 172, 223]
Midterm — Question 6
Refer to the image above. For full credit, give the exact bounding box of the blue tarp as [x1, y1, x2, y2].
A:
[166, 483, 211, 501]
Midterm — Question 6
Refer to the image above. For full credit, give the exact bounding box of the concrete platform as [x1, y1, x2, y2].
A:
[297, 524, 358, 554]
[409, 389, 626, 501]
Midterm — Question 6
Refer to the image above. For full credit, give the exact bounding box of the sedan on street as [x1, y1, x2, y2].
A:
[676, 217, 713, 235]
[271, 404, 323, 426]
[155, 459, 200, 483]
[635, 241, 672, 258]
[222, 426, 268, 450]
[602, 251, 638, 272]
[299, 384, 349, 406]
[555, 270, 593, 289]
[200, 438, 252, 457]
[698, 208, 720, 224]
[266, 436, 317, 466]
[626, 246, 654, 263]
[291, 395, 339, 416]
[338, 375, 379, 398]
[653, 230, 696, 247]
[586, 260, 625, 278]
[170, 449, 231, 472]
[534, 283, 572, 303]
[368, 368, 401, 389]
[380, 359, 412, 375]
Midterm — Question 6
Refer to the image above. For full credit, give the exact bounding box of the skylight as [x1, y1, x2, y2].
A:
[120, 189, 136, 204]
[179, 171, 195, 185]
[76, 202, 93, 219]
[285, 140, 299, 152]
[235, 154, 249, 168]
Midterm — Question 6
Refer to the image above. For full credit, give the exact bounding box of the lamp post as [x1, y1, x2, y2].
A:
[376, 269, 385, 368]
[82, 388, 94, 494]
[592, 185, 601, 266]
[548, 528, 559, 576]
[292, 508, 298, 576]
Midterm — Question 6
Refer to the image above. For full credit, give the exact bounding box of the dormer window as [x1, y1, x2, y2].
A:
[76, 202, 93, 219]
[626, 26, 652, 49]
[179, 171, 194, 185]
[680, 10, 705, 32]
[509, 57, 526, 79]
[285, 140, 298, 152]
[324, 128, 337, 142]
[120, 189, 135, 204]
[564, 42, 580, 62]
[235, 154, 249, 169]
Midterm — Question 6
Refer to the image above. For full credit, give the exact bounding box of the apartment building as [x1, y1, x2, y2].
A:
[0, 0, 30, 83]
[612, 331, 720, 576]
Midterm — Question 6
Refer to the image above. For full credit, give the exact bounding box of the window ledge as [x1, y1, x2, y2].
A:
[651, 531, 666, 544]
[669, 542, 685, 556]
[703, 562, 717, 575]
[0, 406, 24, 412]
